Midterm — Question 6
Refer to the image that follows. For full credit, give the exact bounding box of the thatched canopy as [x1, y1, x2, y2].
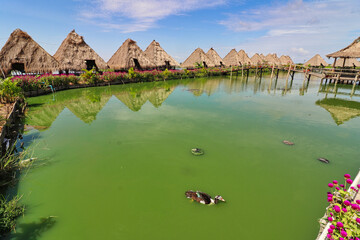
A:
[238, 50, 252, 66]
[108, 38, 152, 70]
[264, 54, 281, 66]
[181, 48, 215, 68]
[223, 49, 242, 66]
[316, 98, 360, 125]
[304, 54, 328, 67]
[206, 48, 223, 67]
[250, 54, 264, 66]
[260, 54, 266, 60]
[334, 58, 360, 67]
[0, 29, 59, 74]
[327, 37, 360, 58]
[279, 55, 294, 65]
[143, 40, 179, 68]
[53, 30, 108, 71]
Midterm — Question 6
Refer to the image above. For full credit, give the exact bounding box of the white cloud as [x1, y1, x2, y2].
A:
[80, 0, 225, 33]
[219, 0, 360, 62]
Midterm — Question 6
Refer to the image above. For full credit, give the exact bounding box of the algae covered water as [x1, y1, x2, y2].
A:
[10, 74, 360, 240]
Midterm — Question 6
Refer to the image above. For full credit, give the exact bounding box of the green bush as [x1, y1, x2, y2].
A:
[0, 77, 23, 103]
[0, 196, 24, 235]
[80, 69, 100, 85]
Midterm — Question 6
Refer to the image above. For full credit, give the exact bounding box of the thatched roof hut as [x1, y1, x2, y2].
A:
[108, 38, 152, 70]
[53, 30, 108, 71]
[181, 48, 215, 68]
[334, 58, 360, 67]
[264, 54, 281, 66]
[238, 50, 252, 66]
[206, 48, 223, 67]
[279, 55, 294, 65]
[327, 37, 360, 58]
[250, 53, 264, 66]
[143, 40, 179, 68]
[260, 54, 266, 60]
[304, 54, 328, 67]
[223, 49, 242, 66]
[0, 29, 59, 74]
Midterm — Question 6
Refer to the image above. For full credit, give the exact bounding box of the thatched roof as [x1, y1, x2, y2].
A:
[53, 30, 108, 71]
[279, 55, 294, 65]
[223, 49, 242, 66]
[108, 38, 152, 70]
[206, 48, 223, 66]
[0, 29, 59, 74]
[304, 54, 328, 66]
[250, 54, 264, 66]
[327, 37, 360, 58]
[260, 54, 266, 60]
[316, 98, 360, 125]
[334, 58, 360, 67]
[181, 48, 215, 68]
[238, 50, 252, 66]
[143, 40, 179, 67]
[264, 54, 281, 66]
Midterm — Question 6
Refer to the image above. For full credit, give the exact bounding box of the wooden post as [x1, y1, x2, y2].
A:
[230, 66, 233, 80]
[302, 67, 308, 89]
[285, 64, 292, 91]
[334, 74, 340, 95]
[242, 64, 244, 78]
[318, 77, 325, 93]
[351, 74, 359, 97]
[268, 65, 275, 91]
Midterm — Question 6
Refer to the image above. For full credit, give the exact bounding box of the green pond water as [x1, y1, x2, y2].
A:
[8, 73, 360, 240]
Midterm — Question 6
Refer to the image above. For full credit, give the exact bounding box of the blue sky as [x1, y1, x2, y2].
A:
[0, 0, 359, 63]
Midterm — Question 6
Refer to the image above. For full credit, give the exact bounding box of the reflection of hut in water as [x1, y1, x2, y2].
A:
[327, 36, 360, 68]
[185, 78, 221, 97]
[0, 29, 59, 74]
[108, 39, 152, 70]
[238, 50, 252, 66]
[304, 54, 328, 67]
[279, 55, 294, 65]
[181, 48, 215, 68]
[206, 48, 224, 67]
[250, 53, 264, 66]
[143, 40, 179, 69]
[316, 98, 360, 125]
[25, 104, 65, 130]
[65, 92, 111, 123]
[54, 30, 108, 71]
[223, 49, 242, 67]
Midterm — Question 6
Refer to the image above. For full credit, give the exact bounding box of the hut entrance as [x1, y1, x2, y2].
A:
[203, 61, 208, 68]
[133, 58, 142, 70]
[11, 63, 25, 73]
[85, 60, 97, 71]
[220, 61, 224, 67]
[165, 61, 170, 69]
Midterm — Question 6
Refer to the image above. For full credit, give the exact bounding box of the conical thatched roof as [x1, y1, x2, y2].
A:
[327, 37, 360, 58]
[316, 98, 360, 125]
[334, 58, 360, 67]
[279, 55, 294, 65]
[108, 38, 152, 70]
[304, 54, 328, 66]
[223, 49, 242, 66]
[206, 48, 223, 66]
[251, 53, 264, 66]
[264, 54, 281, 66]
[181, 48, 215, 68]
[238, 50, 252, 66]
[53, 30, 108, 71]
[143, 40, 179, 68]
[0, 29, 59, 74]
[260, 54, 266, 60]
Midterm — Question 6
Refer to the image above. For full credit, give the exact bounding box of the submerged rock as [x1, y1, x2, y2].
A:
[191, 148, 204, 156]
[317, 158, 330, 164]
[282, 140, 294, 146]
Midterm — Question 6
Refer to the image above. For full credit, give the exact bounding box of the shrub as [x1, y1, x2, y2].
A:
[0, 77, 23, 103]
[0, 196, 24, 235]
[323, 174, 360, 240]
[80, 69, 100, 85]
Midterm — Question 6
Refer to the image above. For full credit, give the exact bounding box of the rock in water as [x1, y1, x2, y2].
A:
[191, 148, 204, 156]
[318, 158, 330, 164]
[282, 140, 294, 145]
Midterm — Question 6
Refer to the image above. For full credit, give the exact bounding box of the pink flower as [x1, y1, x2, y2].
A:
[327, 234, 332, 239]
[332, 180, 338, 184]
[330, 224, 335, 229]
[328, 228, 333, 234]
[344, 174, 351, 179]
[351, 204, 359, 210]
[340, 184, 345, 188]
[356, 200, 360, 204]
[337, 222, 343, 228]
[327, 197, 333, 202]
[328, 217, 333, 221]
[328, 183, 334, 188]
[357, 184, 360, 189]
[356, 218, 360, 224]
[330, 212, 333, 216]
[341, 230, 347, 237]
[334, 206, 341, 213]
[328, 194, 333, 198]
[344, 200, 351, 206]
[346, 179, 353, 184]
[342, 208, 347, 212]
[336, 187, 340, 190]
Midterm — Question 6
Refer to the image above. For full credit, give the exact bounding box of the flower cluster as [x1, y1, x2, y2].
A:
[325, 174, 360, 240]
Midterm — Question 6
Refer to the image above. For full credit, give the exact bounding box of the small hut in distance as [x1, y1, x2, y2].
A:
[304, 54, 328, 67]
[251, 53, 264, 66]
[279, 55, 294, 65]
[143, 40, 179, 69]
[206, 48, 224, 67]
[181, 48, 215, 69]
[0, 29, 58, 75]
[238, 50, 252, 66]
[108, 38, 152, 70]
[54, 30, 108, 72]
[223, 49, 242, 66]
